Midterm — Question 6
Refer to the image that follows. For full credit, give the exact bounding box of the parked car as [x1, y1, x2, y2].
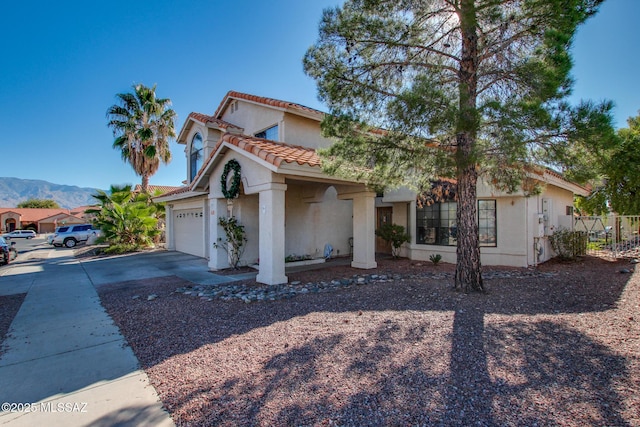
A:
[50, 224, 101, 248]
[3, 230, 36, 239]
[0, 236, 18, 265]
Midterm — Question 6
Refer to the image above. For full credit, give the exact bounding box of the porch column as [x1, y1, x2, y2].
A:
[208, 197, 230, 270]
[165, 204, 175, 250]
[256, 183, 288, 285]
[351, 191, 377, 269]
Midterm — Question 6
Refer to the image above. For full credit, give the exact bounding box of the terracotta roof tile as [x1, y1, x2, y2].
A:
[214, 91, 325, 119]
[221, 134, 321, 168]
[133, 184, 183, 195]
[157, 186, 192, 197]
[0, 208, 72, 222]
[188, 112, 242, 130]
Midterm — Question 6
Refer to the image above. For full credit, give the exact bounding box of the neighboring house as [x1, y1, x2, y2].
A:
[0, 207, 93, 233]
[156, 91, 589, 285]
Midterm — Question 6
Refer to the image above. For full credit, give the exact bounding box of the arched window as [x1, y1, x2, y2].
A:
[190, 133, 203, 181]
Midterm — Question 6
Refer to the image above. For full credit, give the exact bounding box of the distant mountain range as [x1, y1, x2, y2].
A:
[0, 177, 102, 209]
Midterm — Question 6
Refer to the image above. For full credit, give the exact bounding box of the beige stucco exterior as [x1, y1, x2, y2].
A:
[158, 91, 588, 284]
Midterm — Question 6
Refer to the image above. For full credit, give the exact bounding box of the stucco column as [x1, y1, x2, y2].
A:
[256, 183, 288, 285]
[351, 191, 377, 269]
[208, 197, 230, 270]
[165, 204, 175, 250]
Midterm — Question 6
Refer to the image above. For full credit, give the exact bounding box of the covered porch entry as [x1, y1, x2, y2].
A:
[205, 149, 378, 285]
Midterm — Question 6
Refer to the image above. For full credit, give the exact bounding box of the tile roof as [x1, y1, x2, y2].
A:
[187, 112, 242, 130]
[156, 186, 193, 197]
[0, 208, 73, 222]
[185, 132, 322, 191]
[133, 184, 183, 195]
[221, 134, 321, 168]
[213, 91, 325, 119]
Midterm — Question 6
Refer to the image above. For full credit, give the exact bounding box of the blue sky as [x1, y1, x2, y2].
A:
[1, 0, 637, 191]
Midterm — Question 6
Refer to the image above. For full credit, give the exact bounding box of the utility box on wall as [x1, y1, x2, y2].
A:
[542, 198, 553, 236]
[534, 213, 545, 238]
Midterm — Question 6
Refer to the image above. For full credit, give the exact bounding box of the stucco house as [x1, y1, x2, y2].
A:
[156, 91, 588, 285]
[0, 207, 92, 234]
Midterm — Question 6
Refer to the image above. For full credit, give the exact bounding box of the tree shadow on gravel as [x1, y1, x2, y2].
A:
[96, 257, 637, 426]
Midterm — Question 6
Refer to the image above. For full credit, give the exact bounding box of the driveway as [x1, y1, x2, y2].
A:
[0, 244, 242, 427]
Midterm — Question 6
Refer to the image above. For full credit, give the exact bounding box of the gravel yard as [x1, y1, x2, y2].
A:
[97, 257, 640, 427]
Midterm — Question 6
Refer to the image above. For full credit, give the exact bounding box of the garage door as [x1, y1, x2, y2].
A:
[173, 208, 204, 257]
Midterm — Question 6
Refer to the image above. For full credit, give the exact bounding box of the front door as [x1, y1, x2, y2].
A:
[375, 207, 393, 253]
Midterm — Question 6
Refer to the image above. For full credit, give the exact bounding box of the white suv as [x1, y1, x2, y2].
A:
[51, 224, 100, 248]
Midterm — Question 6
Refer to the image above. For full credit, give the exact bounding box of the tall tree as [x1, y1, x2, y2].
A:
[603, 112, 640, 215]
[106, 84, 177, 193]
[17, 199, 60, 209]
[304, 0, 615, 291]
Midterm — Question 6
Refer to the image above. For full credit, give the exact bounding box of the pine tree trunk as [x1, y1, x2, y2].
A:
[455, 154, 483, 292]
[455, 0, 484, 292]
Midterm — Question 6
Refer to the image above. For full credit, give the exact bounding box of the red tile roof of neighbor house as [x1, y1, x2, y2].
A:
[213, 91, 325, 119]
[0, 208, 83, 223]
[133, 184, 183, 195]
[157, 185, 193, 197]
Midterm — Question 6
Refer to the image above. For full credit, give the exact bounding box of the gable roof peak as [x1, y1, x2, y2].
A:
[214, 91, 325, 121]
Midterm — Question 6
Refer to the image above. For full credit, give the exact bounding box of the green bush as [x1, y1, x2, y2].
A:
[88, 185, 162, 253]
[375, 223, 410, 258]
[549, 228, 588, 260]
[213, 216, 247, 269]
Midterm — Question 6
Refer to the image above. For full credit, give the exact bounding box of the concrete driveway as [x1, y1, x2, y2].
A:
[0, 244, 250, 426]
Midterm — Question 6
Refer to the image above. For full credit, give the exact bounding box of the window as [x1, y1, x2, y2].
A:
[416, 200, 497, 247]
[416, 202, 457, 246]
[190, 133, 203, 181]
[255, 125, 278, 140]
[478, 200, 497, 247]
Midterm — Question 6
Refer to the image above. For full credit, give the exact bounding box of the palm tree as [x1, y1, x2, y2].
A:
[87, 185, 162, 253]
[106, 84, 177, 193]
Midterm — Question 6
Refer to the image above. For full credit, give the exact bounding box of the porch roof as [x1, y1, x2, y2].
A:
[155, 133, 325, 203]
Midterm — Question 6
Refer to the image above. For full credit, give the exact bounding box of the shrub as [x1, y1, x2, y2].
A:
[213, 216, 247, 269]
[429, 254, 442, 265]
[89, 185, 161, 253]
[375, 223, 410, 258]
[549, 228, 588, 260]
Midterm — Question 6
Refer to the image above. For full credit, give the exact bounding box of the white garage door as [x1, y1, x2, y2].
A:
[173, 208, 204, 257]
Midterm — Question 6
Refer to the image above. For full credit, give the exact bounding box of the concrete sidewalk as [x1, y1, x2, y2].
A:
[0, 249, 174, 426]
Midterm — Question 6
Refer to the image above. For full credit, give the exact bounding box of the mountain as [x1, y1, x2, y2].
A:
[0, 177, 102, 209]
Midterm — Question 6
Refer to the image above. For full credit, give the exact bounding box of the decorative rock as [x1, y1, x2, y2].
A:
[147, 294, 158, 301]
[173, 268, 556, 304]
[620, 269, 631, 274]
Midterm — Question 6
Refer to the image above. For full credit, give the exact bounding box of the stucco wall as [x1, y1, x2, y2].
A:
[282, 113, 333, 149]
[220, 101, 283, 138]
[526, 185, 576, 265]
[285, 184, 353, 259]
[385, 179, 578, 267]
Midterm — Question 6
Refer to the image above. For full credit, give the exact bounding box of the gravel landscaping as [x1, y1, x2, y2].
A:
[97, 256, 640, 426]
